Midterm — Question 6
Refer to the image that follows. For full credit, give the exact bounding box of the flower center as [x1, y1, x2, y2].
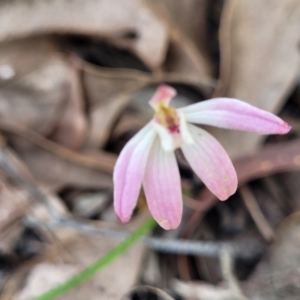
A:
[154, 104, 180, 134]
[148, 85, 194, 152]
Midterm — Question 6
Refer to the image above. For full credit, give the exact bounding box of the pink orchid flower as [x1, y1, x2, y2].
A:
[113, 85, 291, 230]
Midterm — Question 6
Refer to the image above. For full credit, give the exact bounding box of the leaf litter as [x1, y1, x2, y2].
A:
[0, 0, 299, 299]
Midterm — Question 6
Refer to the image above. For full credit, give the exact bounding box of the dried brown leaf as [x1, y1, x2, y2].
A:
[145, 0, 214, 81]
[244, 212, 300, 299]
[0, 0, 168, 69]
[212, 0, 300, 158]
[0, 120, 115, 172]
[87, 81, 145, 148]
[0, 146, 68, 254]
[49, 57, 88, 149]
[0, 121, 115, 191]
[14, 221, 147, 300]
[0, 38, 70, 136]
[11, 138, 113, 191]
[81, 61, 148, 147]
[0, 181, 29, 254]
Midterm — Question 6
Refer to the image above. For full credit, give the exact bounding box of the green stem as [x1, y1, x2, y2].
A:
[31, 218, 156, 300]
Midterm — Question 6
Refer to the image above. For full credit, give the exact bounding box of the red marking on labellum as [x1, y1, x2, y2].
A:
[154, 105, 180, 134]
[166, 115, 180, 133]
[168, 124, 180, 134]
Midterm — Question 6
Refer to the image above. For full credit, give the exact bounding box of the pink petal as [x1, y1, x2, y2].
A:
[143, 138, 182, 230]
[181, 124, 237, 201]
[114, 123, 156, 223]
[149, 84, 176, 109]
[180, 98, 291, 134]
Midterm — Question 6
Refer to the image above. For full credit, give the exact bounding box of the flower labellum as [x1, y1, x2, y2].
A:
[113, 85, 291, 230]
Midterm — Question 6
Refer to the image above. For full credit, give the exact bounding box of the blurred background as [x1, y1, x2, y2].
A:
[0, 0, 300, 299]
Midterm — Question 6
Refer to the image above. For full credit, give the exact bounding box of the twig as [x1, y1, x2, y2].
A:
[262, 177, 291, 213]
[24, 216, 265, 260]
[220, 246, 248, 300]
[0, 145, 60, 220]
[240, 185, 275, 241]
[0, 120, 115, 173]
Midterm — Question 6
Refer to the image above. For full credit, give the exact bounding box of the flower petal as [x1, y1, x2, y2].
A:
[143, 138, 182, 229]
[178, 110, 194, 145]
[152, 121, 175, 151]
[181, 124, 237, 200]
[114, 123, 156, 223]
[180, 98, 291, 134]
[149, 84, 176, 109]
